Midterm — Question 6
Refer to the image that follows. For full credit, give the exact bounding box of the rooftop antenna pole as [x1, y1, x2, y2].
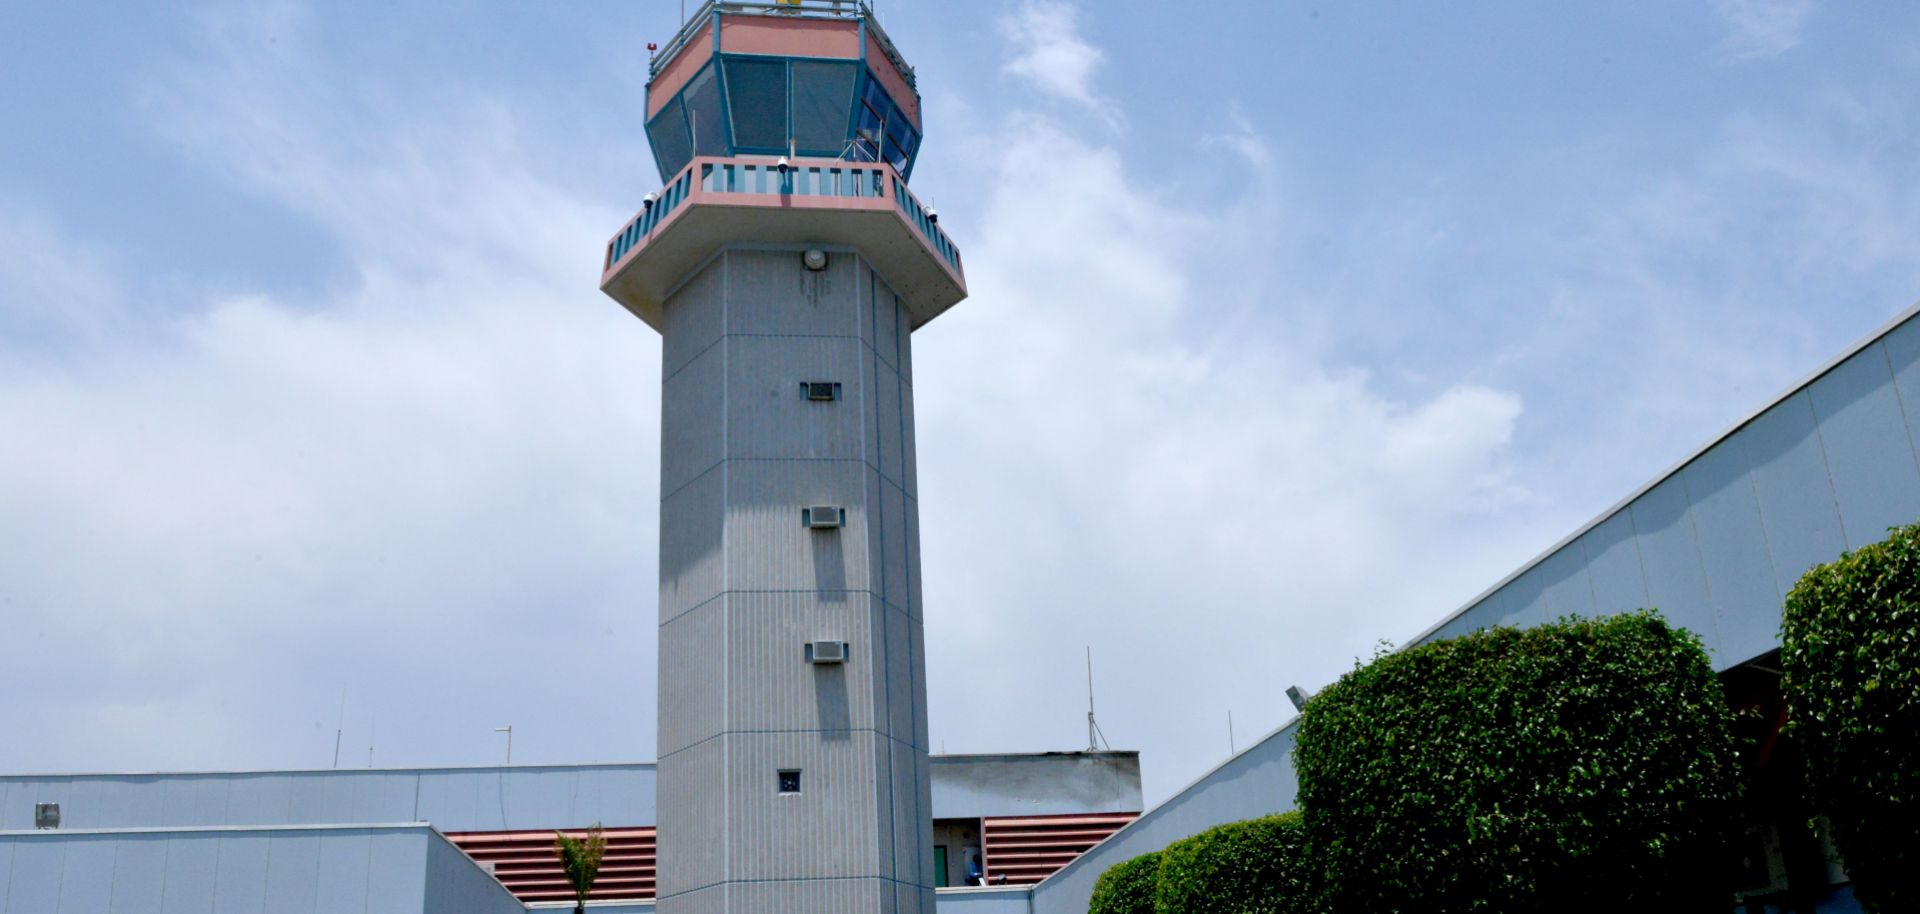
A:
[1085, 647, 1110, 752]
[1228, 709, 1236, 755]
[367, 712, 376, 768]
[495, 726, 513, 765]
[332, 688, 346, 769]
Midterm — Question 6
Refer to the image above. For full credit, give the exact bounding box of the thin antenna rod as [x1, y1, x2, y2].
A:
[1086, 647, 1096, 751]
[332, 689, 346, 769]
[1084, 647, 1110, 752]
[367, 712, 376, 768]
[1228, 709, 1236, 755]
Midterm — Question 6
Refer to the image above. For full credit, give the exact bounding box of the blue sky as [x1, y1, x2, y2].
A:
[2, 0, 1917, 804]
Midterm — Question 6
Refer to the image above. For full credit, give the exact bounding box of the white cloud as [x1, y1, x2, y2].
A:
[1709, 0, 1815, 62]
[0, 4, 661, 772]
[913, 57, 1528, 798]
[998, 1, 1120, 125]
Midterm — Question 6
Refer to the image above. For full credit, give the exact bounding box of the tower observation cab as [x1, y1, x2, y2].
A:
[642, 0, 925, 182]
[600, 3, 965, 913]
[602, 0, 963, 331]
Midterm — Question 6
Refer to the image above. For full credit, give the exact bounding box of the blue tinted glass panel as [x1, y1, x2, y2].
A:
[791, 60, 856, 155]
[683, 62, 728, 156]
[862, 73, 890, 112]
[724, 57, 789, 150]
[645, 96, 693, 182]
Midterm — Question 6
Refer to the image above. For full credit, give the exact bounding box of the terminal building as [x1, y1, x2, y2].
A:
[0, 0, 1910, 910]
[0, 752, 1141, 912]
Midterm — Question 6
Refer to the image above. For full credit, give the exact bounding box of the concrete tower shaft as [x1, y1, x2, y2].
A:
[602, 3, 964, 913]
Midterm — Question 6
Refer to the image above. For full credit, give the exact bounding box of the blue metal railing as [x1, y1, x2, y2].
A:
[606, 159, 963, 280]
[699, 161, 886, 197]
[607, 168, 695, 269]
[893, 178, 961, 273]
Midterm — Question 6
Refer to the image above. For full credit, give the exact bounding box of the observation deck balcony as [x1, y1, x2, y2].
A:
[600, 155, 965, 333]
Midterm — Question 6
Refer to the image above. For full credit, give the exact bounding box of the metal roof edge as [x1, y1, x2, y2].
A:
[1401, 295, 1920, 652]
[0, 761, 657, 780]
[0, 822, 432, 838]
[1030, 714, 1304, 892]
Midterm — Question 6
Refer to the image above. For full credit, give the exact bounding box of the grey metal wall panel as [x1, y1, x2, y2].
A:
[1627, 476, 1719, 645]
[54, 836, 115, 914]
[725, 250, 864, 338]
[880, 482, 910, 610]
[929, 755, 1143, 820]
[1581, 510, 1648, 613]
[662, 345, 726, 497]
[422, 832, 524, 914]
[1883, 314, 1920, 460]
[882, 605, 917, 741]
[500, 769, 574, 832]
[866, 268, 901, 372]
[110, 834, 172, 914]
[366, 831, 429, 914]
[4, 840, 63, 914]
[224, 775, 295, 827]
[1684, 432, 1784, 665]
[1809, 343, 1920, 547]
[721, 460, 873, 592]
[726, 877, 885, 914]
[723, 731, 883, 881]
[1742, 392, 1848, 596]
[657, 738, 726, 895]
[161, 777, 199, 826]
[284, 775, 327, 828]
[261, 833, 321, 914]
[935, 888, 1031, 914]
[725, 336, 867, 461]
[412, 772, 477, 832]
[724, 592, 879, 735]
[660, 466, 726, 624]
[660, 600, 727, 758]
[1537, 537, 1597, 618]
[212, 834, 273, 914]
[1031, 727, 1299, 914]
[875, 364, 905, 489]
[568, 766, 655, 827]
[314, 830, 372, 912]
[161, 832, 221, 914]
[899, 386, 918, 499]
[662, 258, 726, 381]
[1497, 565, 1550, 630]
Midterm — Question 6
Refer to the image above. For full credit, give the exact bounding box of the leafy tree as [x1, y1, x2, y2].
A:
[1153, 812, 1317, 914]
[1782, 523, 1920, 913]
[1087, 850, 1159, 914]
[553, 823, 609, 914]
[1295, 611, 1740, 913]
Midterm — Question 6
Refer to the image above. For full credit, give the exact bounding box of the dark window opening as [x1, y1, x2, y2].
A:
[778, 770, 802, 794]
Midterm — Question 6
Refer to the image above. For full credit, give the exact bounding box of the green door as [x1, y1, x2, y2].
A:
[934, 845, 949, 888]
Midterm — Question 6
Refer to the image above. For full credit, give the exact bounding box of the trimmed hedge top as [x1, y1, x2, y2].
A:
[1294, 611, 1740, 913]
[1782, 522, 1920, 913]
[1154, 812, 1316, 914]
[1087, 850, 1159, 914]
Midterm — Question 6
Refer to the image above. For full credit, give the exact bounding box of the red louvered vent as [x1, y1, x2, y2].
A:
[446, 827, 656, 903]
[982, 812, 1138, 886]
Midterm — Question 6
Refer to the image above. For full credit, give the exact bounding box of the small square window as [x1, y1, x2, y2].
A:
[803, 381, 840, 401]
[778, 770, 802, 794]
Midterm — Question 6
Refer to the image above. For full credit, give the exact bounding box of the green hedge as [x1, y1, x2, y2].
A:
[1782, 523, 1920, 913]
[1087, 850, 1160, 914]
[1154, 812, 1316, 914]
[1294, 611, 1740, 913]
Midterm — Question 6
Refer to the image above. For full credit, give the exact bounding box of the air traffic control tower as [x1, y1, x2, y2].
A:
[599, 2, 964, 913]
